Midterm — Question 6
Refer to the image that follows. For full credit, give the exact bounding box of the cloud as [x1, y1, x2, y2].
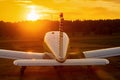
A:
[1, 0, 120, 21]
[0, 0, 32, 7]
[15, 0, 32, 6]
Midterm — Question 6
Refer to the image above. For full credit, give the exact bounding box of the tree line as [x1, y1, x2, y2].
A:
[0, 19, 120, 39]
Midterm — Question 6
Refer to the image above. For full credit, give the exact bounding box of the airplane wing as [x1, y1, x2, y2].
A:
[14, 59, 109, 66]
[0, 49, 45, 59]
[83, 47, 120, 58]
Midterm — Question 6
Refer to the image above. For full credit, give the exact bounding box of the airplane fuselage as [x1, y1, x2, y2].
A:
[44, 31, 69, 62]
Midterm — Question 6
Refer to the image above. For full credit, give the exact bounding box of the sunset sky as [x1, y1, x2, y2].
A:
[0, 0, 120, 22]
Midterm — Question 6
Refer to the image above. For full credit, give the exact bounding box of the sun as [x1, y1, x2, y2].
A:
[27, 12, 39, 21]
[27, 6, 40, 21]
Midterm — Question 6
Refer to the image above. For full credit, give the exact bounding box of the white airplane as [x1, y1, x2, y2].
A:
[0, 13, 120, 75]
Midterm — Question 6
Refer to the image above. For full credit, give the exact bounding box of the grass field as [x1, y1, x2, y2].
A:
[0, 35, 120, 80]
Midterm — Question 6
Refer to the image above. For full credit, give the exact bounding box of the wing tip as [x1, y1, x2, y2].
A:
[13, 60, 18, 66]
[105, 59, 110, 64]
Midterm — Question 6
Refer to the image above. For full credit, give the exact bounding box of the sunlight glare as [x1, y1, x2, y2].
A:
[27, 6, 40, 21]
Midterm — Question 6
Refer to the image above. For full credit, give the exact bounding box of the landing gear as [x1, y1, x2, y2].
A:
[20, 66, 26, 76]
[19, 66, 27, 80]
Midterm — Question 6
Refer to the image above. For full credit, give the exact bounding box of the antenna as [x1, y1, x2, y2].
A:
[59, 13, 64, 32]
[59, 13, 64, 59]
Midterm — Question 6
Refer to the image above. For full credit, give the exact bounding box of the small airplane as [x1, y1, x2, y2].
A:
[0, 13, 120, 75]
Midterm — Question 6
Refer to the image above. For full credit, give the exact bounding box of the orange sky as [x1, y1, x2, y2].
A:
[0, 0, 120, 22]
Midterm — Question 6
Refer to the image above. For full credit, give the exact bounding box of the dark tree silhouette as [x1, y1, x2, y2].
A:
[0, 19, 120, 40]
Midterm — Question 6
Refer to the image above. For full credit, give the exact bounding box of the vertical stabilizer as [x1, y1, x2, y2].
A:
[44, 13, 69, 62]
[59, 13, 64, 59]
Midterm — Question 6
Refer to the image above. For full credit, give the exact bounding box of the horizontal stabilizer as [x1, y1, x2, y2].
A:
[0, 49, 45, 59]
[14, 59, 109, 66]
[83, 47, 120, 58]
